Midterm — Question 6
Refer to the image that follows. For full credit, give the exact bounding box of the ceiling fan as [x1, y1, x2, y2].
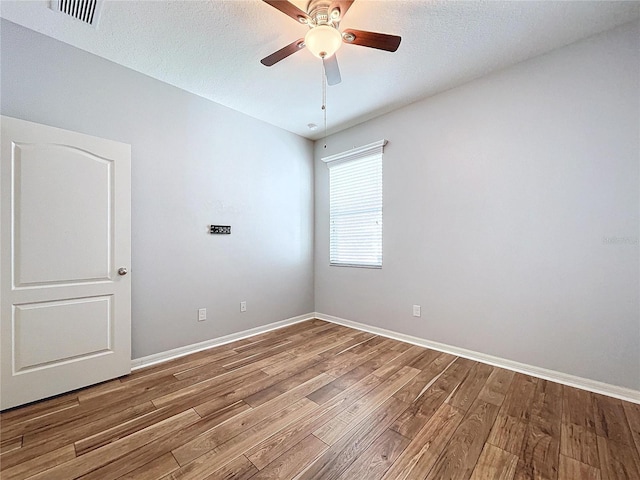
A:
[260, 0, 402, 86]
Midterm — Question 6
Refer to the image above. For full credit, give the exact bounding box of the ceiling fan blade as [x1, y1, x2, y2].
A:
[329, 0, 355, 21]
[342, 29, 401, 52]
[323, 54, 342, 86]
[260, 39, 305, 66]
[262, 0, 310, 24]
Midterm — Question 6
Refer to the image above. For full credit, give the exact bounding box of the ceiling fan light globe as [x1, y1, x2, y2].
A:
[304, 25, 342, 59]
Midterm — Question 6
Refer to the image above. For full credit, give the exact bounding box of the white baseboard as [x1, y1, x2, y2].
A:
[314, 312, 640, 405]
[131, 313, 315, 371]
[129, 310, 640, 404]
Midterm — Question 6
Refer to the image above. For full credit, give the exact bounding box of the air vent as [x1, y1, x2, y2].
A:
[50, 0, 101, 26]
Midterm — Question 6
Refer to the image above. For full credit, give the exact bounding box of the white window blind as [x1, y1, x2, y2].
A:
[323, 140, 386, 268]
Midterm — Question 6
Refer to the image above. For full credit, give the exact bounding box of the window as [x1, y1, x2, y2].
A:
[323, 140, 386, 268]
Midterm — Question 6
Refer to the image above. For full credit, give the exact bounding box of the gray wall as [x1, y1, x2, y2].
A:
[314, 21, 640, 390]
[1, 20, 315, 359]
[3, 18, 639, 390]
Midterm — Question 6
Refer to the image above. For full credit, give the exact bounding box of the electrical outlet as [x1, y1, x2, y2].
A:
[198, 308, 207, 321]
[412, 305, 421, 317]
[240, 301, 247, 312]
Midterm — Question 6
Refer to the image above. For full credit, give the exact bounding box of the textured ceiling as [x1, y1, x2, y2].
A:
[1, 0, 639, 140]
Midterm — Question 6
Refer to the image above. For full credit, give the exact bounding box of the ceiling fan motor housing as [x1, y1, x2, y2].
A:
[307, 0, 340, 27]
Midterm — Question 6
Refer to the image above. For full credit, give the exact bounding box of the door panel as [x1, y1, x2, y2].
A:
[14, 295, 112, 372]
[14, 143, 112, 286]
[1, 116, 131, 410]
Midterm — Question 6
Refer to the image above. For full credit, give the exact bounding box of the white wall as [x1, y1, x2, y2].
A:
[1, 20, 315, 359]
[314, 21, 640, 390]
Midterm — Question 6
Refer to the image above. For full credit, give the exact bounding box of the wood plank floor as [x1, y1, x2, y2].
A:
[1, 319, 640, 479]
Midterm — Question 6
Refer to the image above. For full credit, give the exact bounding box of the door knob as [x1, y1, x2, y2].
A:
[118, 267, 128, 276]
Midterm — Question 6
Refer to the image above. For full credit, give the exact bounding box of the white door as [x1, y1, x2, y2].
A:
[0, 116, 131, 410]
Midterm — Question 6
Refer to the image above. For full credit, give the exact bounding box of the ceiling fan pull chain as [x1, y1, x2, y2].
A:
[322, 56, 327, 148]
